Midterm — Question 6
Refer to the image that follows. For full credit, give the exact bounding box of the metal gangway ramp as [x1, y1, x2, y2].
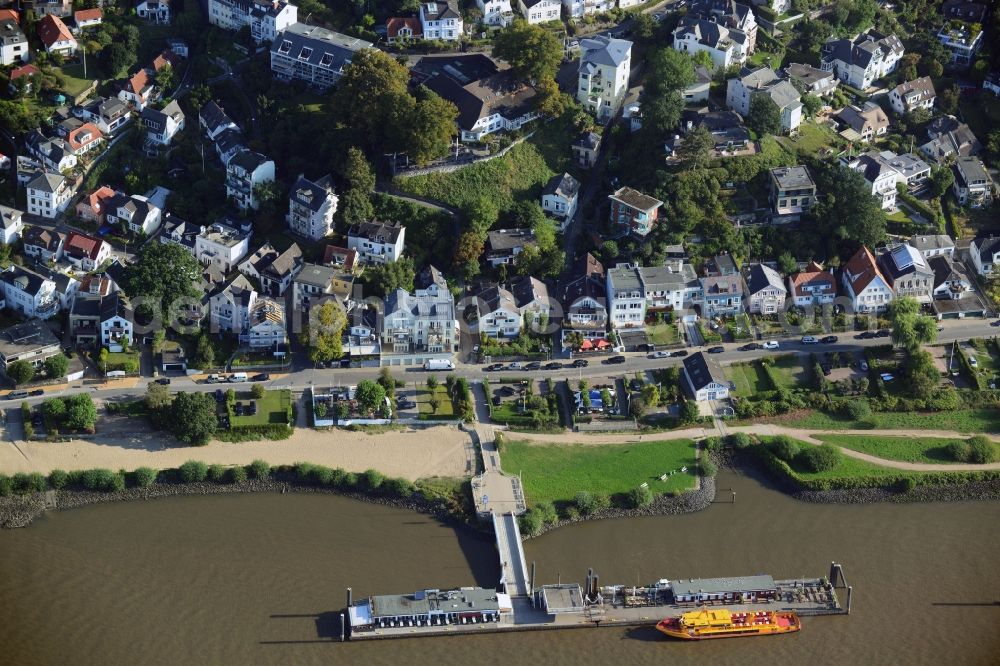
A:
[492, 511, 530, 597]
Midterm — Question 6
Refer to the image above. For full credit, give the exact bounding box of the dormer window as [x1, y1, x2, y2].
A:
[278, 40, 291, 54]
[299, 47, 313, 60]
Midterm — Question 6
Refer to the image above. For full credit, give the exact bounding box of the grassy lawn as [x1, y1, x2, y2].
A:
[417, 385, 457, 419]
[778, 443, 914, 481]
[491, 399, 535, 424]
[768, 355, 807, 389]
[784, 407, 1000, 433]
[230, 389, 291, 427]
[104, 351, 139, 372]
[647, 323, 680, 346]
[395, 117, 574, 214]
[727, 313, 753, 340]
[500, 439, 699, 505]
[726, 362, 772, 396]
[776, 122, 843, 157]
[815, 434, 1000, 464]
[54, 64, 98, 97]
[698, 323, 723, 343]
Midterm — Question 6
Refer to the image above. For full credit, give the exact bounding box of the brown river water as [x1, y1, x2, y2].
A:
[1, 468, 999, 666]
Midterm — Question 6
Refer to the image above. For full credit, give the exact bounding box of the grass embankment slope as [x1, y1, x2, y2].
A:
[500, 439, 699, 506]
[815, 435, 1000, 465]
[783, 408, 1000, 434]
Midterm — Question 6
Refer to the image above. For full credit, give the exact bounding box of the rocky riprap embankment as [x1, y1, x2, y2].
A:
[0, 479, 466, 530]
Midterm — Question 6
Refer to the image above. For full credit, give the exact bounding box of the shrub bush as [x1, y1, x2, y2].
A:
[897, 477, 917, 493]
[727, 433, 753, 449]
[796, 444, 840, 473]
[946, 441, 970, 462]
[574, 490, 597, 515]
[341, 472, 359, 489]
[768, 436, 800, 462]
[80, 468, 123, 492]
[966, 435, 997, 464]
[519, 508, 543, 536]
[178, 460, 209, 483]
[207, 464, 227, 482]
[48, 469, 68, 490]
[700, 460, 718, 477]
[0, 474, 12, 496]
[362, 468, 385, 491]
[251, 383, 265, 399]
[311, 465, 335, 485]
[702, 436, 722, 452]
[13, 472, 46, 493]
[381, 477, 414, 497]
[230, 465, 248, 484]
[535, 501, 558, 525]
[295, 462, 316, 482]
[133, 467, 157, 488]
[842, 399, 872, 420]
[248, 459, 271, 479]
[627, 485, 653, 508]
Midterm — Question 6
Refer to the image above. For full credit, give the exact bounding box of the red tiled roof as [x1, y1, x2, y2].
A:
[843, 247, 887, 295]
[0, 9, 19, 22]
[125, 69, 150, 95]
[323, 245, 357, 272]
[387, 16, 422, 39]
[37, 14, 75, 49]
[789, 261, 836, 297]
[151, 50, 180, 71]
[65, 231, 105, 261]
[74, 8, 103, 22]
[67, 122, 103, 151]
[10, 64, 39, 81]
[82, 186, 116, 215]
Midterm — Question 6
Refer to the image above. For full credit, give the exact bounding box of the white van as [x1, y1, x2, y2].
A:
[423, 359, 455, 371]
[228, 372, 248, 383]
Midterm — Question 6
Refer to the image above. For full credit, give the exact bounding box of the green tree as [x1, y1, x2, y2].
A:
[796, 443, 840, 472]
[64, 394, 97, 432]
[966, 435, 997, 464]
[339, 188, 374, 227]
[492, 22, 563, 83]
[777, 251, 798, 275]
[168, 393, 219, 446]
[747, 94, 782, 136]
[809, 161, 887, 254]
[43, 354, 68, 379]
[426, 374, 438, 390]
[680, 398, 700, 423]
[403, 86, 458, 165]
[188, 84, 211, 110]
[155, 63, 175, 93]
[801, 94, 823, 117]
[251, 383, 265, 399]
[676, 125, 715, 170]
[145, 381, 173, 411]
[627, 485, 654, 508]
[928, 166, 955, 198]
[368, 257, 416, 296]
[534, 79, 567, 117]
[333, 49, 411, 150]
[6, 360, 34, 386]
[42, 398, 67, 423]
[302, 300, 346, 364]
[886, 296, 936, 353]
[193, 333, 215, 369]
[377, 367, 396, 398]
[122, 242, 201, 316]
[355, 379, 386, 415]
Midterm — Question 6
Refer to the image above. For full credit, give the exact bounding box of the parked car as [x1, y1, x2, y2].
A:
[875, 329, 891, 338]
[396, 399, 416, 410]
[492, 396, 502, 407]
[31, 410, 43, 428]
[29, 389, 44, 396]
[5, 390, 28, 400]
[498, 386, 516, 397]
[508, 362, 523, 370]
[762, 341, 779, 350]
[485, 363, 504, 372]
[707, 346, 724, 354]
[251, 373, 270, 382]
[991, 320, 1000, 327]
[855, 331, 877, 340]
[738, 343, 761, 351]
[215, 389, 225, 402]
[649, 351, 670, 359]
[543, 362, 563, 370]
[801, 336, 818, 344]
[629, 379, 643, 391]
[670, 350, 689, 358]
[205, 374, 221, 384]
[969, 356, 979, 368]
[859, 361, 869, 372]
[524, 361, 541, 371]
[820, 335, 839, 344]
[571, 359, 589, 368]
[821, 363, 832, 375]
[605, 355, 627, 364]
[880, 372, 895, 382]
[155, 377, 171, 385]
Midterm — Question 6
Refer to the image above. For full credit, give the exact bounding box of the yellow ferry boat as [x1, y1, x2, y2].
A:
[656, 608, 801, 640]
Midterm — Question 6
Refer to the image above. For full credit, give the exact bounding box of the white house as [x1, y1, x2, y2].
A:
[606, 264, 645, 328]
[683, 352, 730, 402]
[199, 100, 239, 141]
[909, 234, 955, 260]
[562, 0, 611, 17]
[140, 100, 185, 145]
[420, 1, 462, 41]
[541, 172, 579, 229]
[74, 8, 103, 30]
[136, 0, 171, 24]
[888, 76, 936, 115]
[287, 173, 337, 241]
[209, 274, 258, 336]
[560, 254, 608, 350]
[878, 243, 934, 304]
[382, 274, 458, 362]
[844, 153, 901, 209]
[226, 149, 275, 211]
[37, 14, 77, 55]
[485, 228, 535, 267]
[744, 263, 786, 315]
[0, 265, 59, 319]
[970, 236, 1000, 276]
[788, 261, 837, 307]
[842, 246, 893, 313]
[22, 227, 65, 263]
[105, 194, 162, 236]
[26, 171, 72, 219]
[518, 0, 560, 24]
[347, 221, 405, 265]
[195, 221, 251, 273]
[270, 24, 372, 90]
[952, 156, 994, 209]
[0, 205, 24, 245]
[208, 0, 298, 44]
[821, 29, 903, 90]
[118, 69, 155, 112]
[26, 130, 77, 172]
[510, 275, 551, 329]
[63, 232, 111, 272]
[0, 18, 28, 66]
[673, 18, 749, 71]
[78, 97, 131, 135]
[726, 67, 802, 133]
[476, 285, 521, 338]
[577, 36, 632, 121]
[241, 297, 287, 349]
[239, 242, 303, 297]
[477, 0, 514, 25]
[100, 293, 133, 351]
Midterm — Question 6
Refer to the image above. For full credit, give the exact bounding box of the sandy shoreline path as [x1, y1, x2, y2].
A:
[0, 426, 474, 481]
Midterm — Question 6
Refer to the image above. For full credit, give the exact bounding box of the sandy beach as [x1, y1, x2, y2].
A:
[0, 424, 475, 480]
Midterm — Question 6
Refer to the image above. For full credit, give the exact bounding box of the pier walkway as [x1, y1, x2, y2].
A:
[470, 424, 530, 598]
